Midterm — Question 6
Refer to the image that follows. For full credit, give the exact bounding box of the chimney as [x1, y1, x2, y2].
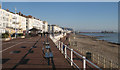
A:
[28, 15, 32, 18]
[6, 9, 9, 12]
[43, 21, 46, 24]
[0, 4, 1, 9]
[21, 14, 23, 16]
[19, 12, 21, 16]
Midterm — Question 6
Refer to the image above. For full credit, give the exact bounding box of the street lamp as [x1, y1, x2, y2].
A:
[0, 0, 2, 9]
[15, 7, 17, 38]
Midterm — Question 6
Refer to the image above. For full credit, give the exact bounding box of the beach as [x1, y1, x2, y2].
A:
[69, 33, 119, 68]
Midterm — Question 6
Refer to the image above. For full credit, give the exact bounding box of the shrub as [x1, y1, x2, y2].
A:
[11, 33, 24, 37]
[17, 33, 24, 37]
[2, 32, 9, 38]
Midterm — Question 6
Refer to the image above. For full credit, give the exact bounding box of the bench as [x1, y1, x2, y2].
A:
[45, 52, 53, 65]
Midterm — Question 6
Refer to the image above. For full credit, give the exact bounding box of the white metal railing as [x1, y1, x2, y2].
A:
[70, 36, 118, 68]
[58, 41, 102, 70]
[50, 35, 102, 70]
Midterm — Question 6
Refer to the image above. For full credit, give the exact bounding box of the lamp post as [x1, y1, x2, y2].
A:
[15, 7, 17, 38]
[0, 0, 2, 38]
[0, 0, 2, 9]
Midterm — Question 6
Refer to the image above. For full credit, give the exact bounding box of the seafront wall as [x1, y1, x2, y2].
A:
[50, 33, 66, 43]
[50, 33, 118, 68]
[50, 33, 102, 69]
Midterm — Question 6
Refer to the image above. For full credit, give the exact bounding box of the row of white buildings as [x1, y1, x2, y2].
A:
[48, 25, 63, 33]
[0, 7, 48, 34]
[0, 6, 72, 35]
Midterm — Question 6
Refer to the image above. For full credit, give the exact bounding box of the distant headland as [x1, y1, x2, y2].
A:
[77, 30, 116, 33]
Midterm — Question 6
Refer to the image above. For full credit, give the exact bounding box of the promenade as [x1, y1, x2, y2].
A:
[2, 35, 72, 70]
[1, 33, 103, 70]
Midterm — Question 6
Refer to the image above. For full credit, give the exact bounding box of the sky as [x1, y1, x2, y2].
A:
[1, 0, 120, 2]
[2, 2, 118, 32]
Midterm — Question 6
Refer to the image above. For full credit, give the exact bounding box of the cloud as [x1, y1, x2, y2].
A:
[1, 0, 120, 2]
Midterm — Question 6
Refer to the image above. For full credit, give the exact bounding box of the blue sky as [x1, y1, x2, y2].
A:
[1, 0, 120, 2]
[2, 2, 118, 32]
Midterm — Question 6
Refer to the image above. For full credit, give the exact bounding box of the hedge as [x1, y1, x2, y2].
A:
[2, 32, 9, 38]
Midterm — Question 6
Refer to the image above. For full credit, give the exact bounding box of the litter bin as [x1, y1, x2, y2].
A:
[86, 52, 92, 61]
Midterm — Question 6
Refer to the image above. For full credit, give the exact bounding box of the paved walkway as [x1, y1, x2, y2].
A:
[2, 36, 72, 70]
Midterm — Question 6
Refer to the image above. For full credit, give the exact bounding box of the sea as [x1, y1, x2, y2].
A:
[79, 33, 119, 44]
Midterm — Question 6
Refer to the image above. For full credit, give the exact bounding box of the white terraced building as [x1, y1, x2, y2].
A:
[48, 25, 64, 33]
[0, 6, 70, 35]
[52, 25, 63, 33]
[0, 5, 49, 34]
[0, 8, 26, 34]
[0, 8, 48, 34]
[0, 9, 6, 33]
[26, 16, 46, 33]
[43, 21, 48, 33]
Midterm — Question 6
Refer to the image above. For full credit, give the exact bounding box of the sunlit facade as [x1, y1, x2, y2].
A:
[0, 8, 69, 35]
[0, 8, 26, 34]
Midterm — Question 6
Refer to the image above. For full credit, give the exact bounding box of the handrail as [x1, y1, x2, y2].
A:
[73, 50, 101, 69]
[86, 59, 101, 69]
[65, 46, 71, 50]
[72, 50, 83, 58]
[67, 56, 80, 69]
[67, 44, 101, 70]
[65, 44, 101, 70]
[50, 35, 102, 70]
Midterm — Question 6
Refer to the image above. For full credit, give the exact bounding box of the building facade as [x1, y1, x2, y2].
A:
[26, 16, 44, 33]
[52, 25, 63, 33]
[0, 8, 71, 36]
[43, 21, 48, 33]
[0, 8, 26, 34]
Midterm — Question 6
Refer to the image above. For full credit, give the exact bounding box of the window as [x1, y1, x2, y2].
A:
[0, 17, 1, 20]
[10, 19, 12, 22]
[0, 22, 2, 27]
[13, 17, 17, 19]
[3, 17, 5, 20]
[6, 18, 8, 21]
[3, 23, 6, 27]
[6, 23, 9, 27]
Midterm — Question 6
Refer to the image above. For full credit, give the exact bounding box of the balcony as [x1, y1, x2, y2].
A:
[12, 22, 19, 24]
[12, 24, 19, 29]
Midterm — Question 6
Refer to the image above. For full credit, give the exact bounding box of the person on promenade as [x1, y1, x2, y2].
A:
[63, 45, 65, 51]
[41, 33, 42, 37]
[42, 47, 45, 54]
[43, 32, 45, 38]
[66, 36, 68, 40]
[60, 38, 62, 41]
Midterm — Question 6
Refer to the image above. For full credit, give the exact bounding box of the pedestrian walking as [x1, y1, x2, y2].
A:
[41, 33, 42, 37]
[44, 32, 45, 38]
[63, 45, 65, 51]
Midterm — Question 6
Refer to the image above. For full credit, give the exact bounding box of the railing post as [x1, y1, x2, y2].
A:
[83, 56, 86, 70]
[61, 42, 63, 53]
[71, 49, 73, 66]
[65, 45, 67, 58]
[57, 41, 59, 48]
[110, 60, 112, 68]
[59, 41, 60, 50]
